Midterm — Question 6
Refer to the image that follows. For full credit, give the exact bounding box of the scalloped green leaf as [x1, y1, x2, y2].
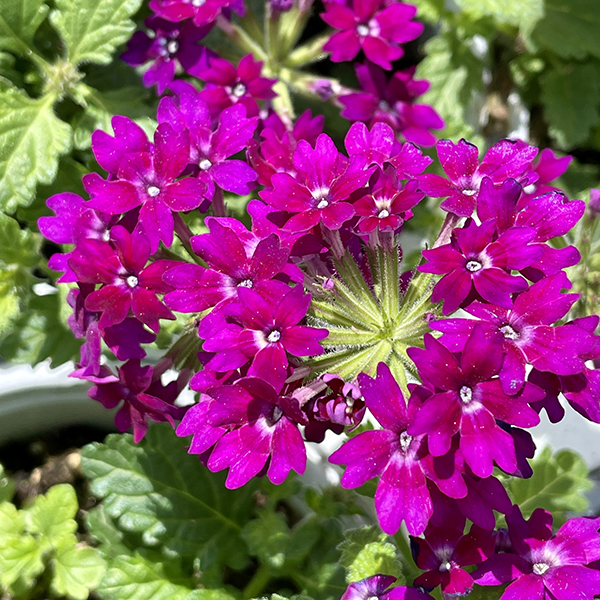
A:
[242, 511, 290, 569]
[97, 554, 235, 600]
[51, 545, 107, 600]
[0, 533, 45, 589]
[540, 63, 600, 149]
[26, 483, 78, 545]
[81, 424, 257, 569]
[337, 526, 402, 584]
[507, 447, 593, 525]
[50, 0, 144, 66]
[0, 502, 23, 535]
[0, 0, 49, 55]
[532, 0, 600, 60]
[0, 85, 71, 212]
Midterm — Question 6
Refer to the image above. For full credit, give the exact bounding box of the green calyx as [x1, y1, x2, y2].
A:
[307, 247, 440, 394]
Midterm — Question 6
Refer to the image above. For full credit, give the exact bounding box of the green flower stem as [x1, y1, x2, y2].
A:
[284, 33, 330, 67]
[217, 16, 268, 60]
[265, 4, 281, 64]
[371, 246, 400, 321]
[242, 563, 271, 599]
[393, 528, 420, 582]
[278, 3, 315, 56]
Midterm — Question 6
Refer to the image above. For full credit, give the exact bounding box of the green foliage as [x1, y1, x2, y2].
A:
[0, 466, 14, 503]
[540, 62, 600, 148]
[416, 32, 483, 143]
[532, 0, 600, 60]
[0, 0, 49, 55]
[81, 423, 258, 570]
[50, 0, 143, 66]
[0, 483, 106, 599]
[337, 526, 402, 584]
[0, 84, 71, 212]
[454, 0, 543, 36]
[506, 446, 593, 526]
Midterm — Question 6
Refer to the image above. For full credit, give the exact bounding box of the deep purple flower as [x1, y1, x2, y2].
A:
[412, 520, 495, 598]
[407, 327, 542, 478]
[204, 377, 308, 487]
[342, 575, 435, 600]
[419, 138, 538, 217]
[420, 219, 542, 315]
[330, 363, 467, 536]
[260, 133, 374, 232]
[197, 54, 277, 117]
[68, 225, 176, 332]
[84, 122, 207, 252]
[121, 17, 212, 94]
[474, 506, 600, 599]
[88, 359, 185, 442]
[321, 0, 423, 70]
[340, 63, 444, 145]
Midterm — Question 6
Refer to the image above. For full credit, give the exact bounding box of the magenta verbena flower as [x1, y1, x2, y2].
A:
[260, 133, 375, 232]
[149, 0, 244, 28]
[407, 326, 542, 478]
[157, 92, 258, 202]
[321, 0, 423, 70]
[340, 63, 444, 145]
[198, 377, 308, 488]
[68, 225, 176, 332]
[420, 219, 542, 315]
[330, 362, 467, 536]
[196, 54, 277, 117]
[419, 138, 538, 217]
[474, 505, 600, 600]
[84, 122, 207, 253]
[431, 271, 599, 395]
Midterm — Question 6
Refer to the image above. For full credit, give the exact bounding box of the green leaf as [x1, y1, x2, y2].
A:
[26, 483, 78, 545]
[540, 63, 600, 149]
[97, 554, 197, 600]
[86, 504, 132, 559]
[242, 511, 290, 569]
[50, 0, 144, 65]
[0, 289, 82, 366]
[81, 424, 257, 569]
[532, 0, 600, 60]
[416, 32, 482, 142]
[0, 0, 49, 55]
[0, 211, 38, 268]
[0, 84, 71, 212]
[52, 545, 107, 600]
[0, 466, 14, 502]
[506, 447, 593, 525]
[0, 533, 45, 589]
[454, 0, 543, 36]
[337, 526, 402, 584]
[0, 502, 23, 534]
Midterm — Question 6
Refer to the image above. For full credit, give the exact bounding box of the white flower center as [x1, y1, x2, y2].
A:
[232, 82, 247, 97]
[126, 275, 139, 288]
[267, 330, 281, 343]
[345, 397, 355, 415]
[533, 562, 550, 576]
[462, 189, 476, 196]
[199, 158, 212, 170]
[459, 386, 472, 404]
[147, 185, 161, 197]
[238, 279, 253, 288]
[439, 561, 452, 572]
[317, 199, 329, 209]
[524, 184, 536, 194]
[466, 260, 482, 272]
[378, 209, 390, 218]
[356, 24, 369, 36]
[189, 0, 205, 6]
[167, 40, 179, 54]
[500, 325, 519, 340]
[400, 431, 412, 452]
